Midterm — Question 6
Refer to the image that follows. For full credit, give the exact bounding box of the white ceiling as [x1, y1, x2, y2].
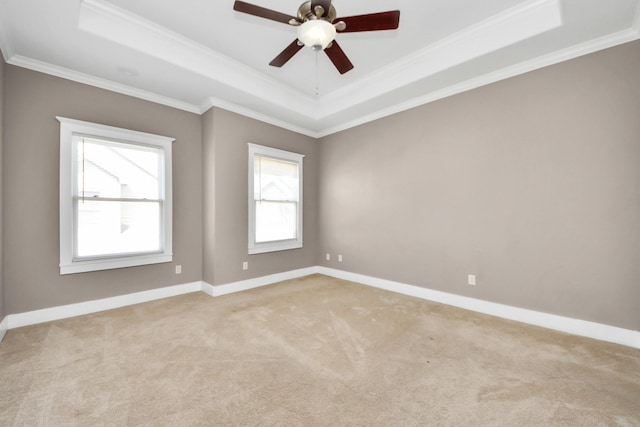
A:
[1, 0, 639, 137]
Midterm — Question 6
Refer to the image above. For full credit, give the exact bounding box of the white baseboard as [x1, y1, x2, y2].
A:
[6, 281, 204, 330]
[1, 268, 319, 333]
[0, 316, 8, 343]
[317, 267, 640, 350]
[202, 267, 320, 297]
[2, 267, 638, 350]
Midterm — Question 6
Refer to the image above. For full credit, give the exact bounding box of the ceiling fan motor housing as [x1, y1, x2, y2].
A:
[297, 1, 337, 23]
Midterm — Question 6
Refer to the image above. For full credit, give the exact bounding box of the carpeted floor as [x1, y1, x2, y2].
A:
[1, 274, 639, 426]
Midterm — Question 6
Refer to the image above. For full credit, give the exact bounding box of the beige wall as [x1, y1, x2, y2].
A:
[203, 108, 318, 285]
[3, 66, 203, 314]
[318, 40, 640, 331]
[0, 55, 4, 320]
[1, 65, 318, 315]
[1, 39, 638, 332]
[202, 108, 216, 285]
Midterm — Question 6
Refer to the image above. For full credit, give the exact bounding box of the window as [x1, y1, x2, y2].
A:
[248, 143, 304, 254]
[57, 117, 173, 274]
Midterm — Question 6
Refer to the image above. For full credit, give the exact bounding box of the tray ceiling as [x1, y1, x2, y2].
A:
[0, 0, 638, 137]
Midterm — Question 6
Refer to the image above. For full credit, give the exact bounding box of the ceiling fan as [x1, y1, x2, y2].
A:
[233, 0, 400, 74]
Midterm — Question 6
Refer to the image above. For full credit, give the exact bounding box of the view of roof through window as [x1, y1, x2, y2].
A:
[253, 156, 299, 243]
[73, 136, 163, 258]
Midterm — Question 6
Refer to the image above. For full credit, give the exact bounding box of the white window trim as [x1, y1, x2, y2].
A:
[248, 143, 304, 255]
[57, 117, 174, 274]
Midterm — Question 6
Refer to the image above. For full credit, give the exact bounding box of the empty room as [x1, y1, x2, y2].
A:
[1, 0, 639, 425]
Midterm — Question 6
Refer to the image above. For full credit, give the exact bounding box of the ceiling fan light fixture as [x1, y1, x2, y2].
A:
[297, 19, 336, 51]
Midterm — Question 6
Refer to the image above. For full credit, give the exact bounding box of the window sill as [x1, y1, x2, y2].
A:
[248, 241, 303, 255]
[60, 253, 173, 275]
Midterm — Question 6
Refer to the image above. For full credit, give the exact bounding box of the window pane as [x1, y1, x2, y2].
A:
[254, 156, 299, 202]
[75, 137, 161, 200]
[248, 144, 303, 254]
[75, 200, 161, 257]
[255, 201, 297, 242]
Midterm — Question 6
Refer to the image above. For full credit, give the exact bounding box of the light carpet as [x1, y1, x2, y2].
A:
[1, 274, 639, 426]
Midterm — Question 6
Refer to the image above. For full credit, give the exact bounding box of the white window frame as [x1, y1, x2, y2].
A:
[248, 143, 304, 254]
[57, 117, 173, 274]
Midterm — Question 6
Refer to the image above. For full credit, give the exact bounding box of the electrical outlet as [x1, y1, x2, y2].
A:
[175, 265, 182, 274]
[326, 253, 331, 261]
[338, 254, 343, 262]
[242, 261, 248, 271]
[468, 274, 476, 286]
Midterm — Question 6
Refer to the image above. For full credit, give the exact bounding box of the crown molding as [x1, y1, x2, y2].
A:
[315, 25, 640, 137]
[78, 0, 316, 115]
[201, 96, 321, 138]
[76, 0, 565, 123]
[2, 0, 638, 138]
[8, 54, 202, 114]
[316, 0, 562, 118]
[6, 51, 320, 136]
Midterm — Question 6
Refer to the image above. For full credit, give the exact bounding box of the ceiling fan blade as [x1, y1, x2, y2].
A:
[310, 0, 332, 18]
[335, 11, 400, 32]
[269, 40, 304, 67]
[324, 41, 354, 74]
[233, 1, 298, 24]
